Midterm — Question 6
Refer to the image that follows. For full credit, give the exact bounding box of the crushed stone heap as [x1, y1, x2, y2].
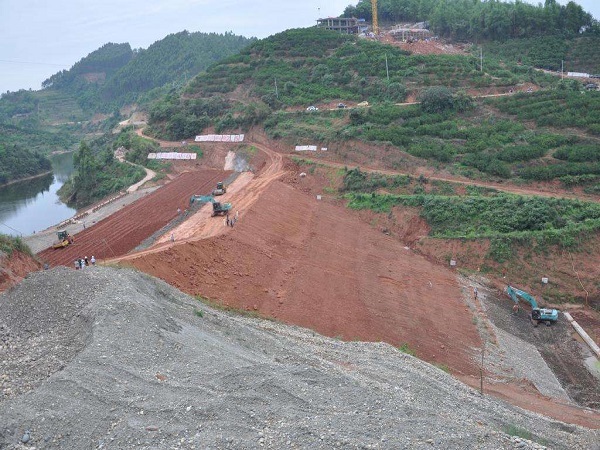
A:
[0, 267, 598, 449]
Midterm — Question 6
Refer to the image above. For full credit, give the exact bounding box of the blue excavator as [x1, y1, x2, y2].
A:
[506, 285, 559, 326]
[189, 195, 232, 217]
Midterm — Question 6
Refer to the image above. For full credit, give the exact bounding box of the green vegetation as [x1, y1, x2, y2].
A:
[397, 343, 416, 356]
[58, 140, 144, 207]
[38, 32, 254, 112]
[342, 167, 411, 193]
[491, 90, 600, 136]
[194, 309, 204, 318]
[195, 295, 268, 320]
[345, 0, 597, 41]
[0, 234, 33, 257]
[434, 363, 451, 374]
[503, 424, 549, 447]
[484, 36, 600, 73]
[347, 191, 600, 244]
[0, 142, 52, 185]
[504, 424, 533, 440]
[112, 128, 160, 166]
[267, 99, 589, 181]
[0, 31, 253, 172]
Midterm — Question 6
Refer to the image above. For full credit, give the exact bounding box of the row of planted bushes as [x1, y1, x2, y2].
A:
[346, 192, 600, 246]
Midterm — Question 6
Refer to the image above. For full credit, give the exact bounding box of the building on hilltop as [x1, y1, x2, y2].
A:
[317, 17, 360, 34]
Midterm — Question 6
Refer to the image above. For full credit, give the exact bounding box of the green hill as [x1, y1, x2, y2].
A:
[0, 31, 254, 183]
[37, 31, 255, 113]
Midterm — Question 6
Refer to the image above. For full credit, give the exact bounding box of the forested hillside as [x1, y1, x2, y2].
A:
[0, 143, 51, 186]
[344, 0, 597, 41]
[0, 30, 253, 185]
[37, 32, 255, 112]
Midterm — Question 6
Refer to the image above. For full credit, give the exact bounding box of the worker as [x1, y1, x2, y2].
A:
[91, 255, 96, 266]
[74, 260, 79, 270]
[473, 287, 478, 299]
[170, 233, 175, 243]
[84, 256, 89, 266]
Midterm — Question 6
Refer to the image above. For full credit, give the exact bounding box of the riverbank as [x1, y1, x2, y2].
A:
[22, 186, 159, 254]
[0, 170, 52, 189]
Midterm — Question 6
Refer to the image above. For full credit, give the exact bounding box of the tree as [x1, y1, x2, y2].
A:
[73, 141, 99, 195]
[418, 86, 455, 113]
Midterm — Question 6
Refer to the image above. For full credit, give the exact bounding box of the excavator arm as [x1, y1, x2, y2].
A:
[506, 285, 539, 310]
[506, 285, 558, 324]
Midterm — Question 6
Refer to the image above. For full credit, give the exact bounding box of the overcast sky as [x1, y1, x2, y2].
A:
[1, 0, 598, 94]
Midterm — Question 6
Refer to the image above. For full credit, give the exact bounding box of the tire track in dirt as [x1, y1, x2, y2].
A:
[38, 170, 229, 266]
[111, 143, 285, 263]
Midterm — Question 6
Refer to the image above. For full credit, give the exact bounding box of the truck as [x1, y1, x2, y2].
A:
[506, 285, 559, 326]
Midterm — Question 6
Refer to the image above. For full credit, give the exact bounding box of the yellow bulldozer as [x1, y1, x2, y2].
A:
[52, 230, 74, 249]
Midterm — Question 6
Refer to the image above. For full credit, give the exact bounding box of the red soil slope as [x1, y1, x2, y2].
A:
[127, 180, 482, 377]
[38, 170, 230, 267]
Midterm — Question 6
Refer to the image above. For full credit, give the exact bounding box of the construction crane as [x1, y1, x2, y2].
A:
[371, 0, 379, 35]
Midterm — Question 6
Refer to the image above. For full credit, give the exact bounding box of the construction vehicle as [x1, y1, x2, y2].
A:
[212, 181, 227, 196]
[506, 285, 559, 326]
[52, 230, 74, 249]
[189, 195, 232, 217]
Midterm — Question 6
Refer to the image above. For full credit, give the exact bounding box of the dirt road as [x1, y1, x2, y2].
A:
[298, 156, 600, 202]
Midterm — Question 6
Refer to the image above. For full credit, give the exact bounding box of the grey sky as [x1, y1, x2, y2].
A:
[1, 1, 599, 94]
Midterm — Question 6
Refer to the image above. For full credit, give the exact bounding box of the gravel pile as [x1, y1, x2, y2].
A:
[0, 267, 598, 449]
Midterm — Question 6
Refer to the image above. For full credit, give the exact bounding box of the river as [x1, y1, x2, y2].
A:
[0, 152, 76, 237]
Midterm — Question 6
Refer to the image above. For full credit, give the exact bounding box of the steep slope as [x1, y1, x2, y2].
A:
[0, 250, 41, 293]
[128, 180, 482, 376]
[0, 267, 597, 449]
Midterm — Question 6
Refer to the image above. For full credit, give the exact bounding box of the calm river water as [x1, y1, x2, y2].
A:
[0, 152, 76, 236]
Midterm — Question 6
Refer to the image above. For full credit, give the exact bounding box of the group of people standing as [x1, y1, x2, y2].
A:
[74, 255, 95, 270]
[225, 210, 239, 228]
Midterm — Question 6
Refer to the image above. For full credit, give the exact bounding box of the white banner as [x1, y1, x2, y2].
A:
[567, 72, 589, 78]
[194, 134, 245, 142]
[147, 152, 197, 160]
[295, 145, 317, 151]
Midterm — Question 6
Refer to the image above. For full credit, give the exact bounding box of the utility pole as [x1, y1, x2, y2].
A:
[480, 47, 483, 72]
[274, 78, 279, 99]
[480, 339, 486, 396]
[561, 60, 564, 79]
[385, 54, 389, 83]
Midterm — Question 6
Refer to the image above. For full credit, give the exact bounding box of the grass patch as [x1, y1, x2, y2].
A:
[0, 234, 33, 257]
[502, 423, 549, 446]
[504, 424, 533, 440]
[194, 309, 204, 318]
[434, 363, 451, 374]
[195, 295, 270, 320]
[398, 343, 416, 356]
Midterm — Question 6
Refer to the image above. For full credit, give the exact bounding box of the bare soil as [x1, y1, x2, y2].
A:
[37, 170, 230, 267]
[23, 133, 600, 429]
